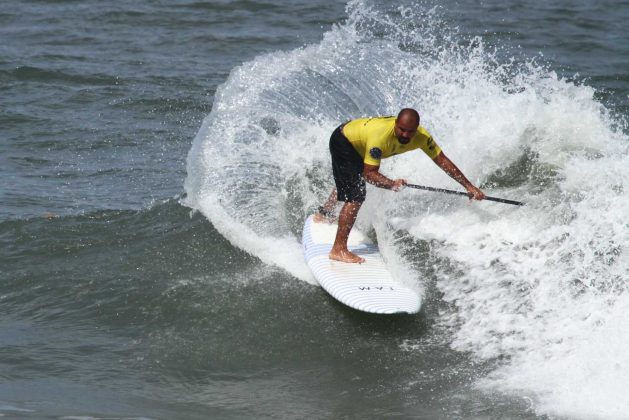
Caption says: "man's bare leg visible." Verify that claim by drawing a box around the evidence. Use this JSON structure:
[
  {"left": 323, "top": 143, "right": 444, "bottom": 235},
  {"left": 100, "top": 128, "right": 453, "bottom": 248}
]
[
  {"left": 313, "top": 189, "right": 338, "bottom": 223},
  {"left": 329, "top": 201, "right": 365, "bottom": 263}
]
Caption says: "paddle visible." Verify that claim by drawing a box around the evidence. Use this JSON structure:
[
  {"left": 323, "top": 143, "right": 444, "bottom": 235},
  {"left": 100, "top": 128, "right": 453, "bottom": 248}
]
[{"left": 406, "top": 183, "right": 525, "bottom": 206}]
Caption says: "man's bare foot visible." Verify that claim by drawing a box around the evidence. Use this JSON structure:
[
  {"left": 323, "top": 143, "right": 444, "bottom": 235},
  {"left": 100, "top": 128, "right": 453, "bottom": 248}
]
[
  {"left": 329, "top": 249, "right": 365, "bottom": 264},
  {"left": 313, "top": 212, "right": 337, "bottom": 224}
]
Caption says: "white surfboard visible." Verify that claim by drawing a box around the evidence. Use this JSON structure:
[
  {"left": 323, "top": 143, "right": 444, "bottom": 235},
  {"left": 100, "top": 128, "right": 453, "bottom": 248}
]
[{"left": 302, "top": 215, "right": 421, "bottom": 314}]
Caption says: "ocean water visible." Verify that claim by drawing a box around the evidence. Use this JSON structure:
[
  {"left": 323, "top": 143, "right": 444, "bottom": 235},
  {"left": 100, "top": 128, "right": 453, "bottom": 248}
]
[{"left": 1, "top": 0, "right": 628, "bottom": 419}]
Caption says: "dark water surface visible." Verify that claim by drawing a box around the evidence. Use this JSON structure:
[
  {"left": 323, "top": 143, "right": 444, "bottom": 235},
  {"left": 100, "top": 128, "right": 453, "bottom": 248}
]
[{"left": 2, "top": 1, "right": 628, "bottom": 419}]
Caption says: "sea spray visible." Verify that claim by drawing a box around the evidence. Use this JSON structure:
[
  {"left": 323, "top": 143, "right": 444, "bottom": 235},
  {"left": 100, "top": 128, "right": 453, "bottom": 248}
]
[
  {"left": 417, "top": 53, "right": 629, "bottom": 420},
  {"left": 183, "top": 0, "right": 522, "bottom": 282}
]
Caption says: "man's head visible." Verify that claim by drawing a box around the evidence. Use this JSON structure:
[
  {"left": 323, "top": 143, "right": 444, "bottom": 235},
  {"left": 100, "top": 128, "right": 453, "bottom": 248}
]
[{"left": 394, "top": 108, "right": 420, "bottom": 144}]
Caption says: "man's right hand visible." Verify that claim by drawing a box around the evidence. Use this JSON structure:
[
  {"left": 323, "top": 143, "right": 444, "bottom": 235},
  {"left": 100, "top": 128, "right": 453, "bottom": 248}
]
[{"left": 392, "top": 178, "right": 407, "bottom": 191}]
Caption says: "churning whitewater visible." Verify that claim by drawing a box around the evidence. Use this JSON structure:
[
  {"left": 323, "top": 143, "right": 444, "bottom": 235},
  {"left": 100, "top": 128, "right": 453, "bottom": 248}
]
[{"left": 184, "top": 1, "right": 629, "bottom": 418}]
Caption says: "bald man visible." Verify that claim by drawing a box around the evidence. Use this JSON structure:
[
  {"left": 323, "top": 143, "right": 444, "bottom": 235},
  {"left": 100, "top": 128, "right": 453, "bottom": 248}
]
[{"left": 316, "top": 108, "right": 485, "bottom": 264}]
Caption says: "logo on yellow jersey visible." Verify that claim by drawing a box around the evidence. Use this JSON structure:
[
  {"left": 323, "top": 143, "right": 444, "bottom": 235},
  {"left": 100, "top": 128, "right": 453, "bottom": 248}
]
[{"left": 369, "top": 147, "right": 382, "bottom": 160}]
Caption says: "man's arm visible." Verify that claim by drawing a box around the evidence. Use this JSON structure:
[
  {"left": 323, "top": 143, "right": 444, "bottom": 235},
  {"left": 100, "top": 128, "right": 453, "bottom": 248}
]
[
  {"left": 433, "top": 152, "right": 485, "bottom": 200},
  {"left": 363, "top": 164, "right": 406, "bottom": 191}
]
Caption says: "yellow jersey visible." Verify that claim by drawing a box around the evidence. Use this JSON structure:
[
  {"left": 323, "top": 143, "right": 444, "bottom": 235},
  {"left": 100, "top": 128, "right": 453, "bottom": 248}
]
[{"left": 342, "top": 116, "right": 441, "bottom": 166}]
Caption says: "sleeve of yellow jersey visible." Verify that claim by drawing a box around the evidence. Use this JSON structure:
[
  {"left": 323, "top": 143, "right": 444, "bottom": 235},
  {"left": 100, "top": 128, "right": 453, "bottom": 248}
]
[
  {"left": 419, "top": 127, "right": 442, "bottom": 160},
  {"left": 362, "top": 128, "right": 387, "bottom": 166}
]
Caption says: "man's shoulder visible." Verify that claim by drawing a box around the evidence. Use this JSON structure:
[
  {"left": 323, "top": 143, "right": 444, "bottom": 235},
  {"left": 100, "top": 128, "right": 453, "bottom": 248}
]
[
  {"left": 416, "top": 125, "right": 432, "bottom": 138},
  {"left": 412, "top": 126, "right": 441, "bottom": 156}
]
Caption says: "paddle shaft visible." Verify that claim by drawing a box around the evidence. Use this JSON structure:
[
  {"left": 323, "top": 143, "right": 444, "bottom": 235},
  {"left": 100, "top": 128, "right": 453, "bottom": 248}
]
[{"left": 406, "top": 183, "right": 525, "bottom": 206}]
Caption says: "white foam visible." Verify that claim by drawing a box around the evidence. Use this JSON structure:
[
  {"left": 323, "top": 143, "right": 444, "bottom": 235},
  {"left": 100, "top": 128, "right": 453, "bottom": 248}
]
[
  {"left": 184, "top": 194, "right": 315, "bottom": 284},
  {"left": 420, "top": 128, "right": 629, "bottom": 417}
]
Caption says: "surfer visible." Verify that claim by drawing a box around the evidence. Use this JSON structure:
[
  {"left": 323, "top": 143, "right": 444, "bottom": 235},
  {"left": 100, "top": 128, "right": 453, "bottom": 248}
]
[{"left": 316, "top": 108, "right": 485, "bottom": 263}]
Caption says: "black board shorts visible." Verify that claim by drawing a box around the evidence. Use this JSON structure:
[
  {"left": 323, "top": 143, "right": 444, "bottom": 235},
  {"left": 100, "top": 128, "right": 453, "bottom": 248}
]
[{"left": 330, "top": 125, "right": 366, "bottom": 203}]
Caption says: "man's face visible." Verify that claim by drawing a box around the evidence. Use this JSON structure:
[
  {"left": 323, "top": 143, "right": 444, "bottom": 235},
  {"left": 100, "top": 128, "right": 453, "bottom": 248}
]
[{"left": 394, "top": 117, "right": 419, "bottom": 144}]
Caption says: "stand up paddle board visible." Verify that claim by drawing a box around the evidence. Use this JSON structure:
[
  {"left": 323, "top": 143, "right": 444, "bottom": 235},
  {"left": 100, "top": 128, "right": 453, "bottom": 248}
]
[{"left": 302, "top": 215, "right": 421, "bottom": 314}]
